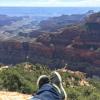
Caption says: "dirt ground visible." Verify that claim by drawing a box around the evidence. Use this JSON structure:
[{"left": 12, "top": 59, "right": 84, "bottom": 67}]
[{"left": 0, "top": 91, "right": 31, "bottom": 100}]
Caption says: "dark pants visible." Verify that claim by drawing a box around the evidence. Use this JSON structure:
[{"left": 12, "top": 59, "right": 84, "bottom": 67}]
[{"left": 31, "top": 84, "right": 62, "bottom": 100}]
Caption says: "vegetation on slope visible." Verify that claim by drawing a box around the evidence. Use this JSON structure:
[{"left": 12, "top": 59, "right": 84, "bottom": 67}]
[{"left": 0, "top": 63, "right": 100, "bottom": 100}]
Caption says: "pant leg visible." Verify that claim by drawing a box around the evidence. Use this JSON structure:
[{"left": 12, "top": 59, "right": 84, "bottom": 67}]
[
  {"left": 30, "top": 97, "right": 41, "bottom": 100},
  {"left": 31, "top": 84, "right": 62, "bottom": 100}
]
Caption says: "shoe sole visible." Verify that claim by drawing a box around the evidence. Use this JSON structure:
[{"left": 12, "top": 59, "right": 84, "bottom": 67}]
[{"left": 52, "top": 71, "right": 67, "bottom": 100}]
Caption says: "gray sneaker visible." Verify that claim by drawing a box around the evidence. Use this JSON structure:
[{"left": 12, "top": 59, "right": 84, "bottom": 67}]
[
  {"left": 37, "top": 75, "right": 49, "bottom": 89},
  {"left": 50, "top": 71, "right": 67, "bottom": 100}
]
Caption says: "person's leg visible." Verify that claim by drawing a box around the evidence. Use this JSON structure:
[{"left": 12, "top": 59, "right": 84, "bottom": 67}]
[
  {"left": 32, "top": 83, "right": 62, "bottom": 100},
  {"left": 31, "top": 71, "right": 67, "bottom": 100},
  {"left": 31, "top": 74, "right": 62, "bottom": 100},
  {"left": 50, "top": 71, "right": 67, "bottom": 100}
]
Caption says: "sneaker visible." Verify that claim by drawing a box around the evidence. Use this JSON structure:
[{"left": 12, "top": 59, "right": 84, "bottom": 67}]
[
  {"left": 50, "top": 71, "right": 67, "bottom": 100},
  {"left": 37, "top": 75, "right": 49, "bottom": 89}
]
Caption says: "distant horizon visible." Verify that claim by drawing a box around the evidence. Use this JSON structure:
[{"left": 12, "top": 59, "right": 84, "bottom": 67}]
[{"left": 0, "top": 7, "right": 100, "bottom": 16}]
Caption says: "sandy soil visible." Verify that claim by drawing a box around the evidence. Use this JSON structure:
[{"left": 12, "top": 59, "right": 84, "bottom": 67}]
[{"left": 0, "top": 91, "right": 32, "bottom": 100}]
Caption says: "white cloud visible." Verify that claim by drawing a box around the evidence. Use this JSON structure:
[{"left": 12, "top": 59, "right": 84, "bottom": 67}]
[
  {"left": 74, "top": 0, "right": 100, "bottom": 7},
  {"left": 0, "top": 0, "right": 100, "bottom": 7}
]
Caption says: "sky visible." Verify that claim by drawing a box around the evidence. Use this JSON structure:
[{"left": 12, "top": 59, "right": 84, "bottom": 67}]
[{"left": 0, "top": 0, "right": 100, "bottom": 7}]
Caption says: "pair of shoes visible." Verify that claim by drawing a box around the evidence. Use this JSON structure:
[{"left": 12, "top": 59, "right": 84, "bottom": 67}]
[{"left": 37, "top": 71, "right": 67, "bottom": 100}]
